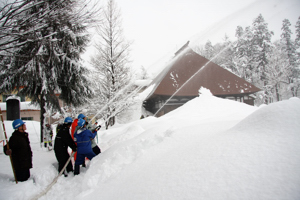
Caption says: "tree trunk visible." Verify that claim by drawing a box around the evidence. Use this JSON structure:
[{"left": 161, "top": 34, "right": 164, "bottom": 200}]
[
  {"left": 40, "top": 94, "right": 46, "bottom": 145},
  {"left": 275, "top": 83, "right": 280, "bottom": 101}
]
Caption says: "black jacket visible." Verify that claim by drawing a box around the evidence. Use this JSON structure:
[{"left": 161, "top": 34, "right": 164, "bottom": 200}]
[
  {"left": 54, "top": 124, "right": 77, "bottom": 153},
  {"left": 7, "top": 130, "right": 33, "bottom": 170}
]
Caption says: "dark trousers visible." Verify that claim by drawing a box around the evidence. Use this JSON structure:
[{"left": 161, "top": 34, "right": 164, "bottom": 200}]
[
  {"left": 55, "top": 151, "right": 73, "bottom": 173},
  {"left": 92, "top": 145, "right": 101, "bottom": 155},
  {"left": 15, "top": 169, "right": 30, "bottom": 182}
]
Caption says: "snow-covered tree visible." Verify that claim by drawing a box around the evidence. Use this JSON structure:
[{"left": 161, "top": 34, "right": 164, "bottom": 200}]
[
  {"left": 295, "top": 16, "right": 300, "bottom": 50},
  {"left": 203, "top": 40, "right": 214, "bottom": 60},
  {"left": 211, "top": 34, "right": 235, "bottom": 73},
  {"left": 0, "top": 0, "right": 99, "bottom": 143},
  {"left": 233, "top": 26, "right": 254, "bottom": 82},
  {"left": 280, "top": 18, "right": 299, "bottom": 96},
  {"left": 91, "top": 0, "right": 133, "bottom": 129},
  {"left": 264, "top": 41, "right": 290, "bottom": 101},
  {"left": 251, "top": 14, "right": 274, "bottom": 86},
  {"left": 294, "top": 17, "right": 300, "bottom": 93},
  {"left": 281, "top": 19, "right": 297, "bottom": 66}
]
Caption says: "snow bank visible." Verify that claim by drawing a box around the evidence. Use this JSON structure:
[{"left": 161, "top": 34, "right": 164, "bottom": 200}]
[{"left": 1, "top": 96, "right": 299, "bottom": 200}]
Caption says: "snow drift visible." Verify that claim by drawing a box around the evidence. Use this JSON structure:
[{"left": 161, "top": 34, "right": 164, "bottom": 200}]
[{"left": 0, "top": 94, "right": 299, "bottom": 200}]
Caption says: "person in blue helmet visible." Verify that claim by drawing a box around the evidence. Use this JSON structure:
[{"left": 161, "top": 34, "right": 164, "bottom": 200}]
[
  {"left": 74, "top": 118, "right": 98, "bottom": 175},
  {"left": 4, "top": 119, "right": 32, "bottom": 182},
  {"left": 54, "top": 117, "right": 77, "bottom": 176},
  {"left": 70, "top": 113, "right": 86, "bottom": 165}
]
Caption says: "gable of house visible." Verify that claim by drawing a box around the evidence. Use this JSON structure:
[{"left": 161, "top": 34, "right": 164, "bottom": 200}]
[{"left": 143, "top": 45, "right": 260, "bottom": 117}]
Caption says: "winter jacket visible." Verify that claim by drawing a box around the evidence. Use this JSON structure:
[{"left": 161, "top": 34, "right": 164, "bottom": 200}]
[
  {"left": 6, "top": 130, "right": 33, "bottom": 170},
  {"left": 87, "top": 123, "right": 98, "bottom": 148},
  {"left": 70, "top": 119, "right": 78, "bottom": 140},
  {"left": 74, "top": 127, "right": 97, "bottom": 154},
  {"left": 54, "top": 124, "right": 77, "bottom": 153},
  {"left": 43, "top": 127, "right": 53, "bottom": 143}
]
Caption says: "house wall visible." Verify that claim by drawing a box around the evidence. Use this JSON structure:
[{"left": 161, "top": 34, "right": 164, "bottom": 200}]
[
  {"left": 1, "top": 110, "right": 40, "bottom": 121},
  {"left": 0, "top": 92, "right": 65, "bottom": 123}
]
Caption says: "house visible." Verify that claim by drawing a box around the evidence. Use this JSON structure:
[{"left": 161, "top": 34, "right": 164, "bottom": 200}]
[
  {"left": 142, "top": 43, "right": 260, "bottom": 117},
  {"left": 0, "top": 98, "right": 40, "bottom": 121},
  {"left": 0, "top": 92, "right": 64, "bottom": 123}
]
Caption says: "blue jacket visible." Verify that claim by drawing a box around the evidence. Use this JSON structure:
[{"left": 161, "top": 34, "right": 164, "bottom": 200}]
[{"left": 74, "top": 127, "right": 97, "bottom": 154}]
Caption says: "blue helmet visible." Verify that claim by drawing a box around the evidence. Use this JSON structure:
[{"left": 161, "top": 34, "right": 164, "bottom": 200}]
[
  {"left": 78, "top": 114, "right": 86, "bottom": 119},
  {"left": 64, "top": 117, "right": 73, "bottom": 124},
  {"left": 12, "top": 119, "right": 25, "bottom": 129},
  {"left": 77, "top": 118, "right": 86, "bottom": 127}
]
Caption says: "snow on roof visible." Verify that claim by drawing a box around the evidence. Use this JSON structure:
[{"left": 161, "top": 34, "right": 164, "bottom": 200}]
[
  {"left": 0, "top": 101, "right": 40, "bottom": 111},
  {"left": 145, "top": 46, "right": 260, "bottom": 99},
  {"left": 134, "top": 79, "right": 152, "bottom": 87}
]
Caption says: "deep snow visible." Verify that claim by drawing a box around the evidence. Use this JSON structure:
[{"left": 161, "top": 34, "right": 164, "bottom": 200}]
[{"left": 0, "top": 93, "right": 300, "bottom": 200}]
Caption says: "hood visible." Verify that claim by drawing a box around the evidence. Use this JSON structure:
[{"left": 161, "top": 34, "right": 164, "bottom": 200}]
[{"left": 76, "top": 127, "right": 87, "bottom": 135}]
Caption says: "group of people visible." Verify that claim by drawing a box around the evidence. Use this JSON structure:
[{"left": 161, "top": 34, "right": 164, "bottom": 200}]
[
  {"left": 3, "top": 114, "right": 101, "bottom": 182},
  {"left": 54, "top": 114, "right": 101, "bottom": 176}
]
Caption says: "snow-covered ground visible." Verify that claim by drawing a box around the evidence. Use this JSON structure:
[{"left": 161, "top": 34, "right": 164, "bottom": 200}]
[{"left": 1, "top": 92, "right": 300, "bottom": 200}]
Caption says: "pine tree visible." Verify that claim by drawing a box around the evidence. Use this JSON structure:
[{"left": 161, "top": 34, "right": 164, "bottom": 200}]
[
  {"left": 294, "top": 16, "right": 300, "bottom": 95},
  {"left": 251, "top": 14, "right": 274, "bottom": 103},
  {"left": 281, "top": 19, "right": 296, "bottom": 66},
  {"left": 295, "top": 16, "right": 300, "bottom": 50},
  {"left": 280, "top": 18, "right": 299, "bottom": 96},
  {"left": 233, "top": 26, "right": 253, "bottom": 81},
  {"left": 91, "top": 0, "right": 132, "bottom": 129},
  {"left": 251, "top": 14, "right": 273, "bottom": 81},
  {"left": 204, "top": 40, "right": 214, "bottom": 60},
  {"left": 0, "top": 0, "right": 97, "bottom": 143}
]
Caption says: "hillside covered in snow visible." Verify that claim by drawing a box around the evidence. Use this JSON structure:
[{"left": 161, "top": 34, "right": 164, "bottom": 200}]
[{"left": 0, "top": 92, "right": 299, "bottom": 200}]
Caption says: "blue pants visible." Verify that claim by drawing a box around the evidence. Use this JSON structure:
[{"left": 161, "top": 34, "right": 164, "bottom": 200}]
[{"left": 75, "top": 151, "right": 96, "bottom": 165}]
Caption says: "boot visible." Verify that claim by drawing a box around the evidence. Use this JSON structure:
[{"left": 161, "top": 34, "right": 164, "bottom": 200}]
[{"left": 74, "top": 165, "right": 80, "bottom": 175}]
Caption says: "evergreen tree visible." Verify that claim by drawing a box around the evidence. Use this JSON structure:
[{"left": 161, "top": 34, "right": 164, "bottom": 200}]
[
  {"left": 0, "top": 0, "right": 97, "bottom": 143},
  {"left": 295, "top": 16, "right": 300, "bottom": 50},
  {"left": 204, "top": 40, "right": 214, "bottom": 60},
  {"left": 233, "top": 26, "right": 253, "bottom": 81},
  {"left": 91, "top": 0, "right": 132, "bottom": 129},
  {"left": 251, "top": 14, "right": 274, "bottom": 103},
  {"left": 294, "top": 16, "right": 300, "bottom": 92},
  {"left": 281, "top": 19, "right": 296, "bottom": 66},
  {"left": 251, "top": 14, "right": 273, "bottom": 82},
  {"left": 280, "top": 18, "right": 299, "bottom": 96}
]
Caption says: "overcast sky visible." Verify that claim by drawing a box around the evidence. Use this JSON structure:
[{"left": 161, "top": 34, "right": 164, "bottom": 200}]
[{"left": 84, "top": 0, "right": 300, "bottom": 73}]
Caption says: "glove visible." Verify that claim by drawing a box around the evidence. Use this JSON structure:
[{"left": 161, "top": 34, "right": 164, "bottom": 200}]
[
  {"left": 95, "top": 125, "right": 101, "bottom": 131},
  {"left": 5, "top": 149, "right": 12, "bottom": 155}
]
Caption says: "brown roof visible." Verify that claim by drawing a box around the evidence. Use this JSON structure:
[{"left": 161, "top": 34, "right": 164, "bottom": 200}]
[{"left": 145, "top": 46, "right": 260, "bottom": 99}]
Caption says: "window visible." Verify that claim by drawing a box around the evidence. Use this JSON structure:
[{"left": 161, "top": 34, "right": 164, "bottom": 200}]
[{"left": 21, "top": 117, "right": 33, "bottom": 121}]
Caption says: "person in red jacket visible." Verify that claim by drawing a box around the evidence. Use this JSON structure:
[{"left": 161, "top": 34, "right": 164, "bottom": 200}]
[{"left": 71, "top": 114, "right": 86, "bottom": 162}]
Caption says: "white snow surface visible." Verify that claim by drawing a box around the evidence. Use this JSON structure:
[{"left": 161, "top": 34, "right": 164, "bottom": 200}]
[{"left": 0, "top": 94, "right": 300, "bottom": 200}]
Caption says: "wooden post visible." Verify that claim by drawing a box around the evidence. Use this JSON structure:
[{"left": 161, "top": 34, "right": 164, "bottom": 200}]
[{"left": 0, "top": 107, "right": 18, "bottom": 184}]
